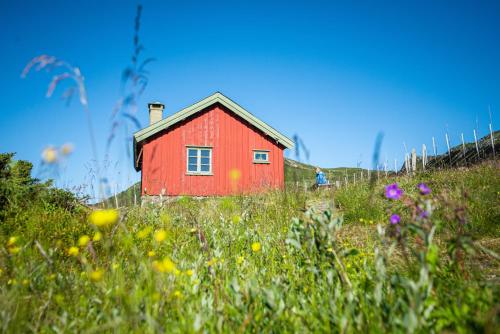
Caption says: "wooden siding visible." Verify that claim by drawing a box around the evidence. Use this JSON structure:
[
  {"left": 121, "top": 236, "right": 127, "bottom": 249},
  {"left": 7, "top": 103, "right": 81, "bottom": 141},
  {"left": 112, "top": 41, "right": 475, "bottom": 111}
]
[{"left": 141, "top": 104, "right": 285, "bottom": 196}]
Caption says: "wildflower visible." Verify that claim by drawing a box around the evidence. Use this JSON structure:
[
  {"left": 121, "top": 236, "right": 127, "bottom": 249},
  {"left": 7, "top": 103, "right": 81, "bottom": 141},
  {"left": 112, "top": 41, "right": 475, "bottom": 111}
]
[
  {"left": 385, "top": 183, "right": 403, "bottom": 200},
  {"left": 68, "top": 246, "right": 79, "bottom": 257},
  {"left": 232, "top": 216, "right": 241, "bottom": 224},
  {"left": 417, "top": 183, "right": 431, "bottom": 195},
  {"left": 7, "top": 236, "right": 17, "bottom": 247},
  {"left": 61, "top": 143, "right": 74, "bottom": 155},
  {"left": 89, "top": 209, "right": 119, "bottom": 227},
  {"left": 174, "top": 268, "right": 181, "bottom": 276},
  {"left": 152, "top": 258, "right": 176, "bottom": 273},
  {"left": 207, "top": 258, "right": 217, "bottom": 267},
  {"left": 8, "top": 246, "right": 20, "bottom": 255},
  {"left": 237, "top": 256, "right": 244, "bottom": 265},
  {"left": 185, "top": 269, "right": 194, "bottom": 277},
  {"left": 89, "top": 269, "right": 104, "bottom": 282},
  {"left": 173, "top": 290, "right": 183, "bottom": 299},
  {"left": 390, "top": 214, "right": 401, "bottom": 225},
  {"left": 78, "top": 235, "right": 90, "bottom": 247},
  {"left": 137, "top": 226, "right": 152, "bottom": 239},
  {"left": 154, "top": 229, "right": 167, "bottom": 242},
  {"left": 418, "top": 208, "right": 430, "bottom": 219},
  {"left": 251, "top": 242, "right": 261, "bottom": 253},
  {"left": 148, "top": 250, "right": 156, "bottom": 257},
  {"left": 92, "top": 231, "right": 102, "bottom": 242},
  {"left": 42, "top": 147, "right": 57, "bottom": 164}
]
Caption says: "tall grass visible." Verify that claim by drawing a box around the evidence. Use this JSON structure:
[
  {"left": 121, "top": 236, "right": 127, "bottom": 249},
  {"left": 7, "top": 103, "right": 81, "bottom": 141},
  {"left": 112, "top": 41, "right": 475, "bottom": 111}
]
[{"left": 0, "top": 161, "right": 498, "bottom": 332}]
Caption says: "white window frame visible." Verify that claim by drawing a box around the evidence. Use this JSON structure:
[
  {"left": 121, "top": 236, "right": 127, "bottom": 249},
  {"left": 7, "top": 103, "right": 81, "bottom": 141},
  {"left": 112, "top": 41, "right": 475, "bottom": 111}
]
[
  {"left": 186, "top": 146, "right": 213, "bottom": 175},
  {"left": 253, "top": 149, "right": 270, "bottom": 164}
]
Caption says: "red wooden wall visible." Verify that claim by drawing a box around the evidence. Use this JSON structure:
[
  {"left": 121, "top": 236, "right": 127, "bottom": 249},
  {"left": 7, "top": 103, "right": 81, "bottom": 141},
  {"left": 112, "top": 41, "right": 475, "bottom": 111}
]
[{"left": 141, "top": 103, "right": 285, "bottom": 196}]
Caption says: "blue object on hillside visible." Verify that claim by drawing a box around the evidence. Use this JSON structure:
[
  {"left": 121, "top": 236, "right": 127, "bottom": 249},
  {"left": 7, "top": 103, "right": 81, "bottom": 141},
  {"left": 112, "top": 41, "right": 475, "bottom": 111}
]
[{"left": 316, "top": 171, "right": 328, "bottom": 185}]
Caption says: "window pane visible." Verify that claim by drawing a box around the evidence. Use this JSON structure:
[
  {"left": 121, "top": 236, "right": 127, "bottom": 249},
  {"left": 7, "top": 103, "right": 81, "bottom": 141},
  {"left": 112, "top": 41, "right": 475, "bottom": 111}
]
[
  {"left": 188, "top": 164, "right": 197, "bottom": 172},
  {"left": 188, "top": 157, "right": 197, "bottom": 164},
  {"left": 201, "top": 157, "right": 210, "bottom": 165},
  {"left": 262, "top": 153, "right": 268, "bottom": 160},
  {"left": 200, "top": 164, "right": 210, "bottom": 172},
  {"left": 200, "top": 149, "right": 210, "bottom": 157},
  {"left": 188, "top": 149, "right": 198, "bottom": 157}
]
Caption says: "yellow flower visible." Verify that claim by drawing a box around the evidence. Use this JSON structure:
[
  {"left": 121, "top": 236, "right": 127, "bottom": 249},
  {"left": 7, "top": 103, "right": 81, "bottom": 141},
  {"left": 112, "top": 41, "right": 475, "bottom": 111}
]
[
  {"left": 185, "top": 269, "right": 194, "bottom": 277},
  {"left": 207, "top": 258, "right": 217, "bottom": 266},
  {"left": 88, "top": 209, "right": 119, "bottom": 227},
  {"left": 112, "top": 263, "right": 120, "bottom": 270},
  {"left": 152, "top": 258, "right": 176, "bottom": 273},
  {"left": 232, "top": 216, "right": 241, "bottom": 224},
  {"left": 174, "top": 269, "right": 181, "bottom": 276},
  {"left": 89, "top": 269, "right": 104, "bottom": 282},
  {"left": 137, "top": 226, "right": 152, "bottom": 239},
  {"left": 78, "top": 235, "right": 90, "bottom": 247},
  {"left": 148, "top": 250, "right": 156, "bottom": 257},
  {"left": 92, "top": 232, "right": 102, "bottom": 242},
  {"left": 154, "top": 229, "right": 167, "bottom": 242},
  {"left": 61, "top": 143, "right": 74, "bottom": 155},
  {"left": 173, "top": 290, "right": 182, "bottom": 299},
  {"left": 42, "top": 147, "right": 57, "bottom": 164},
  {"left": 251, "top": 242, "right": 261, "bottom": 253},
  {"left": 237, "top": 256, "right": 244, "bottom": 265},
  {"left": 8, "top": 246, "right": 20, "bottom": 255},
  {"left": 7, "top": 236, "right": 17, "bottom": 246},
  {"left": 68, "top": 246, "right": 79, "bottom": 257}
]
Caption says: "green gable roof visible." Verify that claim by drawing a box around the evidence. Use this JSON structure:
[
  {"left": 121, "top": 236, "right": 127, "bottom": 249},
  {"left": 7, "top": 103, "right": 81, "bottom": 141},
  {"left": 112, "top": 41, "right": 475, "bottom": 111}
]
[{"left": 133, "top": 92, "right": 294, "bottom": 171}]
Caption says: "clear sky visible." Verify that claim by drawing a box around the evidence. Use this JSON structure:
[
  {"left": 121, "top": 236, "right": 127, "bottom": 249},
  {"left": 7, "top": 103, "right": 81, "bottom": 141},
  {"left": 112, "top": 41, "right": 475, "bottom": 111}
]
[{"left": 1, "top": 0, "right": 499, "bottom": 200}]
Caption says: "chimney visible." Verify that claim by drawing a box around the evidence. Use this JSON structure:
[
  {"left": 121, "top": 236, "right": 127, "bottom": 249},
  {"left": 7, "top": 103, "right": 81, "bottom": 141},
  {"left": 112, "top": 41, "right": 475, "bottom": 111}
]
[{"left": 148, "top": 102, "right": 164, "bottom": 125}]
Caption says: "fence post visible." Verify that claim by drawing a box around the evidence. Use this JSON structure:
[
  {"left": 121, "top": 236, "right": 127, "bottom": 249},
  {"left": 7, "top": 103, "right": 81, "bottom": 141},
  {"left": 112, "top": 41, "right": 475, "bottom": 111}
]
[
  {"left": 422, "top": 144, "right": 427, "bottom": 170},
  {"left": 445, "top": 133, "right": 452, "bottom": 164},
  {"left": 473, "top": 129, "right": 480, "bottom": 159},
  {"left": 489, "top": 123, "right": 496, "bottom": 158},
  {"left": 411, "top": 149, "right": 417, "bottom": 174}
]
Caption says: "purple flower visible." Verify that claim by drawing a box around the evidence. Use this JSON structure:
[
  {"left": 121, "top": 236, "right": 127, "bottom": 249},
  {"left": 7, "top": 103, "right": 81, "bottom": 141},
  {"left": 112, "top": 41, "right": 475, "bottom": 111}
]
[
  {"left": 390, "top": 214, "right": 401, "bottom": 225},
  {"left": 417, "top": 183, "right": 431, "bottom": 195},
  {"left": 385, "top": 183, "right": 403, "bottom": 200},
  {"left": 418, "top": 208, "right": 429, "bottom": 219}
]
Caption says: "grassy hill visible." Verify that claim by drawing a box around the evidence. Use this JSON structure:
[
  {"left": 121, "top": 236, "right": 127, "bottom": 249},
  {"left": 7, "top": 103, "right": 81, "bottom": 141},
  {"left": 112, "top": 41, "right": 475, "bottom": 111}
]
[{"left": 1, "top": 153, "right": 498, "bottom": 332}]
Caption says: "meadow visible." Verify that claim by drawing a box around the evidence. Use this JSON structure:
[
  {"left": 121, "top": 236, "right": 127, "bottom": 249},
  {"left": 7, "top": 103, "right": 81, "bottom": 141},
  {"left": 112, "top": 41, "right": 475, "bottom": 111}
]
[{"left": 0, "top": 152, "right": 498, "bottom": 333}]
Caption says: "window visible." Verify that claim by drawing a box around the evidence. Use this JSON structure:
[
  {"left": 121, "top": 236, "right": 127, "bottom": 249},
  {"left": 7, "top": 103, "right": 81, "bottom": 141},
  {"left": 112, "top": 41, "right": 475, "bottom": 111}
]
[
  {"left": 253, "top": 150, "right": 270, "bottom": 163},
  {"left": 187, "top": 147, "right": 212, "bottom": 174}
]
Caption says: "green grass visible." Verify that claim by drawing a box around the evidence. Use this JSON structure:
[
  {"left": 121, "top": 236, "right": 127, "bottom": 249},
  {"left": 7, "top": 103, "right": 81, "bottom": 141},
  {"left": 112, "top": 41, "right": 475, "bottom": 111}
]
[{"left": 1, "top": 159, "right": 499, "bottom": 333}]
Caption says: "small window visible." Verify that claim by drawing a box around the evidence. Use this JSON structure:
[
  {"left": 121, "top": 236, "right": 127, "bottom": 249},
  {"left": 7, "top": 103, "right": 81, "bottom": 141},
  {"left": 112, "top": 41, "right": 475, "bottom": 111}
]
[
  {"left": 187, "top": 147, "right": 212, "bottom": 174},
  {"left": 253, "top": 150, "right": 270, "bottom": 163}
]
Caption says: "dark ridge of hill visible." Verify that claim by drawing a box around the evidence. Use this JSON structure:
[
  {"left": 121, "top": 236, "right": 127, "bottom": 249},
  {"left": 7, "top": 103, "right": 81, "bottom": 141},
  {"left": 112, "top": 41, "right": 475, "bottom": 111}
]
[{"left": 400, "top": 130, "right": 499, "bottom": 172}]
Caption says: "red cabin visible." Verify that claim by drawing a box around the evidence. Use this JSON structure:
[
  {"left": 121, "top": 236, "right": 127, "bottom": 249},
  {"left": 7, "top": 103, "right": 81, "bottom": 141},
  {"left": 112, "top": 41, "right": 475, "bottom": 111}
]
[{"left": 133, "top": 92, "right": 294, "bottom": 197}]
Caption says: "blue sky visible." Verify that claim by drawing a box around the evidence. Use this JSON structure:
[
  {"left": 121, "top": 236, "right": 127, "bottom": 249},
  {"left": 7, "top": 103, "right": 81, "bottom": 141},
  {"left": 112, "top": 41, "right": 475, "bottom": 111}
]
[{"left": 0, "top": 0, "right": 499, "bottom": 199}]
